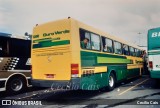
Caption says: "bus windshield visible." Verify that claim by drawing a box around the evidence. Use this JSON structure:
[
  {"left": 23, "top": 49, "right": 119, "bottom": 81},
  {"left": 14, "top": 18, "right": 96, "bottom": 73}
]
[{"left": 0, "top": 36, "right": 31, "bottom": 57}]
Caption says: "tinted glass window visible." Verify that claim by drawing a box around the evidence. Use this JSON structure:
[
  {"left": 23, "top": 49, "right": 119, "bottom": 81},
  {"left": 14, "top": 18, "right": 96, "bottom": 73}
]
[
  {"left": 0, "top": 37, "right": 9, "bottom": 57},
  {"left": 102, "top": 37, "right": 113, "bottom": 53},
  {"left": 114, "top": 41, "right": 122, "bottom": 54},
  {"left": 130, "top": 47, "right": 135, "bottom": 56},
  {"left": 79, "top": 29, "right": 100, "bottom": 51},
  {"left": 0, "top": 37, "right": 31, "bottom": 57},
  {"left": 80, "top": 29, "right": 91, "bottom": 49},
  {"left": 136, "top": 49, "right": 141, "bottom": 57},
  {"left": 122, "top": 44, "right": 130, "bottom": 55},
  {"left": 135, "top": 49, "right": 138, "bottom": 57},
  {"left": 90, "top": 33, "right": 100, "bottom": 50},
  {"left": 9, "top": 38, "right": 31, "bottom": 57}
]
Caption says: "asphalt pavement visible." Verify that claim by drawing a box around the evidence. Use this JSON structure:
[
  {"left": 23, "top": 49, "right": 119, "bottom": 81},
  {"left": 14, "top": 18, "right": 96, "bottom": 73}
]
[{"left": 0, "top": 75, "right": 160, "bottom": 108}]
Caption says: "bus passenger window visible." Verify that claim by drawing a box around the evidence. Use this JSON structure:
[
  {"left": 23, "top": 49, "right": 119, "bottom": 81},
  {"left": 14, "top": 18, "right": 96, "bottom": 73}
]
[
  {"left": 79, "top": 28, "right": 100, "bottom": 51},
  {"left": 122, "top": 44, "right": 129, "bottom": 55},
  {"left": 0, "top": 46, "right": 2, "bottom": 56},
  {"left": 90, "top": 33, "right": 100, "bottom": 51},
  {"left": 135, "top": 49, "right": 141, "bottom": 57},
  {"left": 114, "top": 41, "right": 122, "bottom": 54},
  {"left": 139, "top": 50, "right": 142, "bottom": 57},
  {"left": 129, "top": 47, "right": 135, "bottom": 56},
  {"left": 0, "top": 37, "right": 9, "bottom": 57},
  {"left": 79, "top": 29, "right": 91, "bottom": 49},
  {"left": 102, "top": 37, "right": 113, "bottom": 53}
]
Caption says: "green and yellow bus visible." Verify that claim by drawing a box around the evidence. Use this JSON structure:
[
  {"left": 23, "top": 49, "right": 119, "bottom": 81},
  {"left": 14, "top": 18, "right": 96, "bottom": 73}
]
[{"left": 31, "top": 18, "right": 143, "bottom": 90}]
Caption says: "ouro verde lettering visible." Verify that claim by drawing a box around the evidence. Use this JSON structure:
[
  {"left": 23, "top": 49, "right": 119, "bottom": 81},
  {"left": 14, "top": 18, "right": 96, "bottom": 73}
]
[
  {"left": 55, "top": 30, "right": 70, "bottom": 35},
  {"left": 43, "top": 30, "right": 70, "bottom": 37},
  {"left": 43, "top": 33, "right": 54, "bottom": 37}
]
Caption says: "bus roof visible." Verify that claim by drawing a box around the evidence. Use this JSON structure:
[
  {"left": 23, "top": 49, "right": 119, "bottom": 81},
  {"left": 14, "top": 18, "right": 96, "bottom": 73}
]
[
  {"left": 0, "top": 32, "right": 30, "bottom": 40},
  {"left": 34, "top": 18, "right": 143, "bottom": 50},
  {"left": 148, "top": 27, "right": 160, "bottom": 31}
]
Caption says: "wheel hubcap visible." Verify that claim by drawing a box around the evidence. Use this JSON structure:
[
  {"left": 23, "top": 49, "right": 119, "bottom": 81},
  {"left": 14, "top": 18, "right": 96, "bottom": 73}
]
[
  {"left": 109, "top": 76, "right": 114, "bottom": 87},
  {"left": 11, "top": 79, "right": 23, "bottom": 91}
]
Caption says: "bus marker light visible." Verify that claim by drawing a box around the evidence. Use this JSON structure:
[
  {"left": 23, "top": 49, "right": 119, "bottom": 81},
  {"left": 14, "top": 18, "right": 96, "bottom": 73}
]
[{"left": 149, "top": 61, "right": 153, "bottom": 69}]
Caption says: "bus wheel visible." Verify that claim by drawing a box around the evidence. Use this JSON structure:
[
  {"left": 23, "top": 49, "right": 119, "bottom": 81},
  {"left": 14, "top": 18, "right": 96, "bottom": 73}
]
[
  {"left": 107, "top": 73, "right": 115, "bottom": 91},
  {"left": 6, "top": 76, "right": 27, "bottom": 94}
]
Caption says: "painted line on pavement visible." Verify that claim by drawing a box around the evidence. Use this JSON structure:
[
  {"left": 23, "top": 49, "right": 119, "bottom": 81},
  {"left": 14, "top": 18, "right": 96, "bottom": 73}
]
[{"left": 118, "top": 78, "right": 149, "bottom": 96}]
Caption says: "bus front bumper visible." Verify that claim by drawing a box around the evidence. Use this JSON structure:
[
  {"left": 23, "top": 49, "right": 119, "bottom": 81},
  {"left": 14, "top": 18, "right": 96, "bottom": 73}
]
[{"left": 31, "top": 78, "right": 80, "bottom": 90}]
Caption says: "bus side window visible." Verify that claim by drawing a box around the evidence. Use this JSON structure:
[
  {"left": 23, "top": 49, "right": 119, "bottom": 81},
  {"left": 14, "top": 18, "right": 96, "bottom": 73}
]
[
  {"left": 135, "top": 49, "right": 139, "bottom": 57},
  {"left": 133, "top": 48, "right": 136, "bottom": 56},
  {"left": 0, "top": 37, "right": 9, "bottom": 57},
  {"left": 79, "top": 29, "right": 91, "bottom": 49},
  {"left": 102, "top": 37, "right": 113, "bottom": 53},
  {"left": 90, "top": 33, "right": 100, "bottom": 51},
  {"left": 114, "top": 41, "right": 122, "bottom": 54},
  {"left": 122, "top": 44, "right": 129, "bottom": 55},
  {"left": 137, "top": 49, "right": 141, "bottom": 57},
  {"left": 129, "top": 46, "right": 135, "bottom": 56},
  {"left": 9, "top": 39, "right": 31, "bottom": 57}
]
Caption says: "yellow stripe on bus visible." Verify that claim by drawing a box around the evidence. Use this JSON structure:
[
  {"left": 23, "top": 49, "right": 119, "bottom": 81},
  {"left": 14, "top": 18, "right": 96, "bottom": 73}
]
[{"left": 127, "top": 64, "right": 143, "bottom": 69}]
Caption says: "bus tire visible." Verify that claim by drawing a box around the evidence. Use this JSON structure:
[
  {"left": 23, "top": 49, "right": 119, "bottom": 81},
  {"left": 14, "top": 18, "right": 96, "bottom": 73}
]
[
  {"left": 6, "top": 76, "right": 27, "bottom": 94},
  {"left": 107, "top": 72, "right": 115, "bottom": 91}
]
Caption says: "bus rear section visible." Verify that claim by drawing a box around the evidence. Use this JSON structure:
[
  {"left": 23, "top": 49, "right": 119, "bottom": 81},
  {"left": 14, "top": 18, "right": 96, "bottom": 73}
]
[
  {"left": 148, "top": 27, "right": 160, "bottom": 79},
  {"left": 31, "top": 19, "right": 78, "bottom": 88}
]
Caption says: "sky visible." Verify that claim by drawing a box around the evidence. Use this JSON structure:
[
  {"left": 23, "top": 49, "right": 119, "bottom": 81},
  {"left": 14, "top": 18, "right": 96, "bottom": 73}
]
[{"left": 0, "top": 0, "right": 160, "bottom": 49}]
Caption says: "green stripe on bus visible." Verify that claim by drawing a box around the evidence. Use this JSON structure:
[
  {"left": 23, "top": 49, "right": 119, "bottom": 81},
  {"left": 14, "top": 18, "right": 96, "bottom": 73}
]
[
  {"left": 150, "top": 70, "right": 160, "bottom": 79},
  {"left": 97, "top": 57, "right": 132, "bottom": 64},
  {"left": 33, "top": 38, "right": 52, "bottom": 43},
  {"left": 148, "top": 51, "right": 160, "bottom": 55},
  {"left": 80, "top": 51, "right": 132, "bottom": 66},
  {"left": 33, "top": 40, "right": 70, "bottom": 48}
]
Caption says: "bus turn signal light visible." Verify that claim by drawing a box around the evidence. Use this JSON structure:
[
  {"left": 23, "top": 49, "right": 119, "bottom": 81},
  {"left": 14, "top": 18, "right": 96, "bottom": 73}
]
[{"left": 71, "top": 64, "right": 79, "bottom": 77}]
